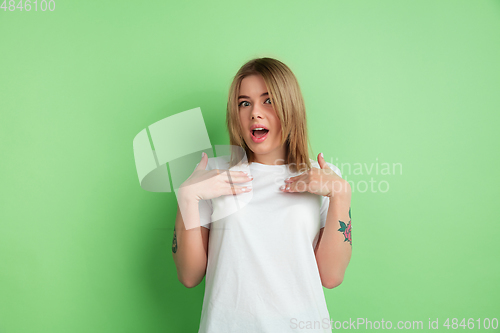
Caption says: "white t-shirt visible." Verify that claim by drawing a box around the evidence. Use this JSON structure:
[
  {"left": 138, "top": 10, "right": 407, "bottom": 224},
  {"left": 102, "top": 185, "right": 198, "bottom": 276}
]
[{"left": 196, "top": 156, "right": 342, "bottom": 333}]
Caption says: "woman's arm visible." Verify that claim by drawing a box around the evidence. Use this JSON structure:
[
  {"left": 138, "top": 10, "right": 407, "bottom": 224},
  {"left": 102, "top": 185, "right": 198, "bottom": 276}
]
[
  {"left": 281, "top": 154, "right": 352, "bottom": 289},
  {"left": 172, "top": 193, "right": 210, "bottom": 288},
  {"left": 314, "top": 187, "right": 352, "bottom": 289}
]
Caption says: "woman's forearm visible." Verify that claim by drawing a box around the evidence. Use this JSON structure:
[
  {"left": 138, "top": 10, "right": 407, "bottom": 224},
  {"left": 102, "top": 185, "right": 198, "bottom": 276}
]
[
  {"left": 315, "top": 192, "right": 352, "bottom": 289},
  {"left": 172, "top": 192, "right": 208, "bottom": 288}
]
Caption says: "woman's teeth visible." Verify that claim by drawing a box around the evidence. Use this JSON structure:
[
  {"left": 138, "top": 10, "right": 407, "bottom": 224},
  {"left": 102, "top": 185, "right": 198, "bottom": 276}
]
[{"left": 253, "top": 129, "right": 269, "bottom": 138}]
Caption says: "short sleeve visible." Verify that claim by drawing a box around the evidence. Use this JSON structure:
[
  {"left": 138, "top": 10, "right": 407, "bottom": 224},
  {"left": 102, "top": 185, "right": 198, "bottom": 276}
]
[
  {"left": 319, "top": 162, "right": 342, "bottom": 229},
  {"left": 199, "top": 199, "right": 213, "bottom": 229},
  {"left": 194, "top": 161, "right": 213, "bottom": 230}
]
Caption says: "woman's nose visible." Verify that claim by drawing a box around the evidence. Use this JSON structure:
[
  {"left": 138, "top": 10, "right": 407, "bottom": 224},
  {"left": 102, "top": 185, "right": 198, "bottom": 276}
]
[{"left": 250, "top": 106, "right": 264, "bottom": 119}]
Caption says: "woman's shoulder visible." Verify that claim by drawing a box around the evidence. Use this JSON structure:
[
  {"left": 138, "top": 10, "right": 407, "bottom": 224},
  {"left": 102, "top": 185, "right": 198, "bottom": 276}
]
[
  {"left": 197, "top": 155, "right": 249, "bottom": 173},
  {"left": 205, "top": 156, "right": 232, "bottom": 171}
]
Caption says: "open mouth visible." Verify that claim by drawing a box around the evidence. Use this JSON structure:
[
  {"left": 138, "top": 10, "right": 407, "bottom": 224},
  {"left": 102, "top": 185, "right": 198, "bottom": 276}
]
[{"left": 251, "top": 129, "right": 269, "bottom": 139}]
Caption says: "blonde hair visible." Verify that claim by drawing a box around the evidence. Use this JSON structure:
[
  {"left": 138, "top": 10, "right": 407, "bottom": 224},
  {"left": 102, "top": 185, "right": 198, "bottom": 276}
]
[{"left": 226, "top": 57, "right": 313, "bottom": 174}]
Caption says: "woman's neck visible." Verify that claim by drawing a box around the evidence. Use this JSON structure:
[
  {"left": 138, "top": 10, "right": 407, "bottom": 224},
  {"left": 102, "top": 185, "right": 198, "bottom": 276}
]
[{"left": 249, "top": 151, "right": 286, "bottom": 166}]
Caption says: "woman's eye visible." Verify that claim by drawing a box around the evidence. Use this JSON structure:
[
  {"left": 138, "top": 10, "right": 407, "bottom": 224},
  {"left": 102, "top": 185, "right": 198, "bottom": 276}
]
[{"left": 238, "top": 99, "right": 271, "bottom": 107}]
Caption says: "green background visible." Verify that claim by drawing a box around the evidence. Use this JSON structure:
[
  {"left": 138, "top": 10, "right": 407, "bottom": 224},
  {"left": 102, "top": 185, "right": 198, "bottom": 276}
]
[{"left": 1, "top": 0, "right": 499, "bottom": 332}]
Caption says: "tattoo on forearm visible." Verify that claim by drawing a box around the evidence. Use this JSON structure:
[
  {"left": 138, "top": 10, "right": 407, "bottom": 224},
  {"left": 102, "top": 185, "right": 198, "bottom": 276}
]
[
  {"left": 337, "top": 207, "right": 352, "bottom": 246},
  {"left": 172, "top": 226, "right": 178, "bottom": 253}
]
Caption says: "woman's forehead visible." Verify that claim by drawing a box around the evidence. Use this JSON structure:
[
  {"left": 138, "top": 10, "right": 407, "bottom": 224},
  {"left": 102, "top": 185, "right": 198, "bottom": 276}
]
[{"left": 239, "top": 75, "right": 267, "bottom": 95}]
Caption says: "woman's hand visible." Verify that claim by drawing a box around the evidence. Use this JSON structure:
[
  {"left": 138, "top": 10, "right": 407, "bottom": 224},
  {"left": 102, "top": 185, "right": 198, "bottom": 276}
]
[
  {"left": 179, "top": 153, "right": 253, "bottom": 202},
  {"left": 280, "top": 153, "right": 351, "bottom": 199}
]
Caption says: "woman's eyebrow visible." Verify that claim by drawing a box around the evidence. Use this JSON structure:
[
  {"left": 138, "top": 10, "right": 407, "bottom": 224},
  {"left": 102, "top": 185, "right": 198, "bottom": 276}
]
[{"left": 238, "top": 92, "right": 268, "bottom": 99}]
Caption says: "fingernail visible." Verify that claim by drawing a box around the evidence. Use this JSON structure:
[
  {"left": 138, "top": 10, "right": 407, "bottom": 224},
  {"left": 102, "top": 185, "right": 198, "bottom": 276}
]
[
  {"left": 320, "top": 152, "right": 323, "bottom": 159},
  {"left": 201, "top": 152, "right": 205, "bottom": 158},
  {"left": 279, "top": 185, "right": 285, "bottom": 191}
]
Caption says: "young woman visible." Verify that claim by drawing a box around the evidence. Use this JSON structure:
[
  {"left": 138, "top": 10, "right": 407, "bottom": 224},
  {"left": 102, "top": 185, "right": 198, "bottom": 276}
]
[{"left": 172, "top": 57, "right": 352, "bottom": 333}]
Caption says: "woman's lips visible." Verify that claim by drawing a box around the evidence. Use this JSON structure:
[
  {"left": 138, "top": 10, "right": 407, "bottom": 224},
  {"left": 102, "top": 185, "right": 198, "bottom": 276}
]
[{"left": 250, "top": 130, "right": 269, "bottom": 143}]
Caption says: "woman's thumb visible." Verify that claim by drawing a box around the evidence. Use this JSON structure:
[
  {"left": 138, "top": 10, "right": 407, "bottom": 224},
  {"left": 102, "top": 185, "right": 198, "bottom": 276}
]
[
  {"left": 195, "top": 152, "right": 208, "bottom": 170},
  {"left": 318, "top": 152, "right": 330, "bottom": 169}
]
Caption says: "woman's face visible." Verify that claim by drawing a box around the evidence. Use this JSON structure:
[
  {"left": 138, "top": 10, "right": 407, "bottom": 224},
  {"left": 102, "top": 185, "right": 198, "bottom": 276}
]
[{"left": 238, "top": 74, "right": 285, "bottom": 165}]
